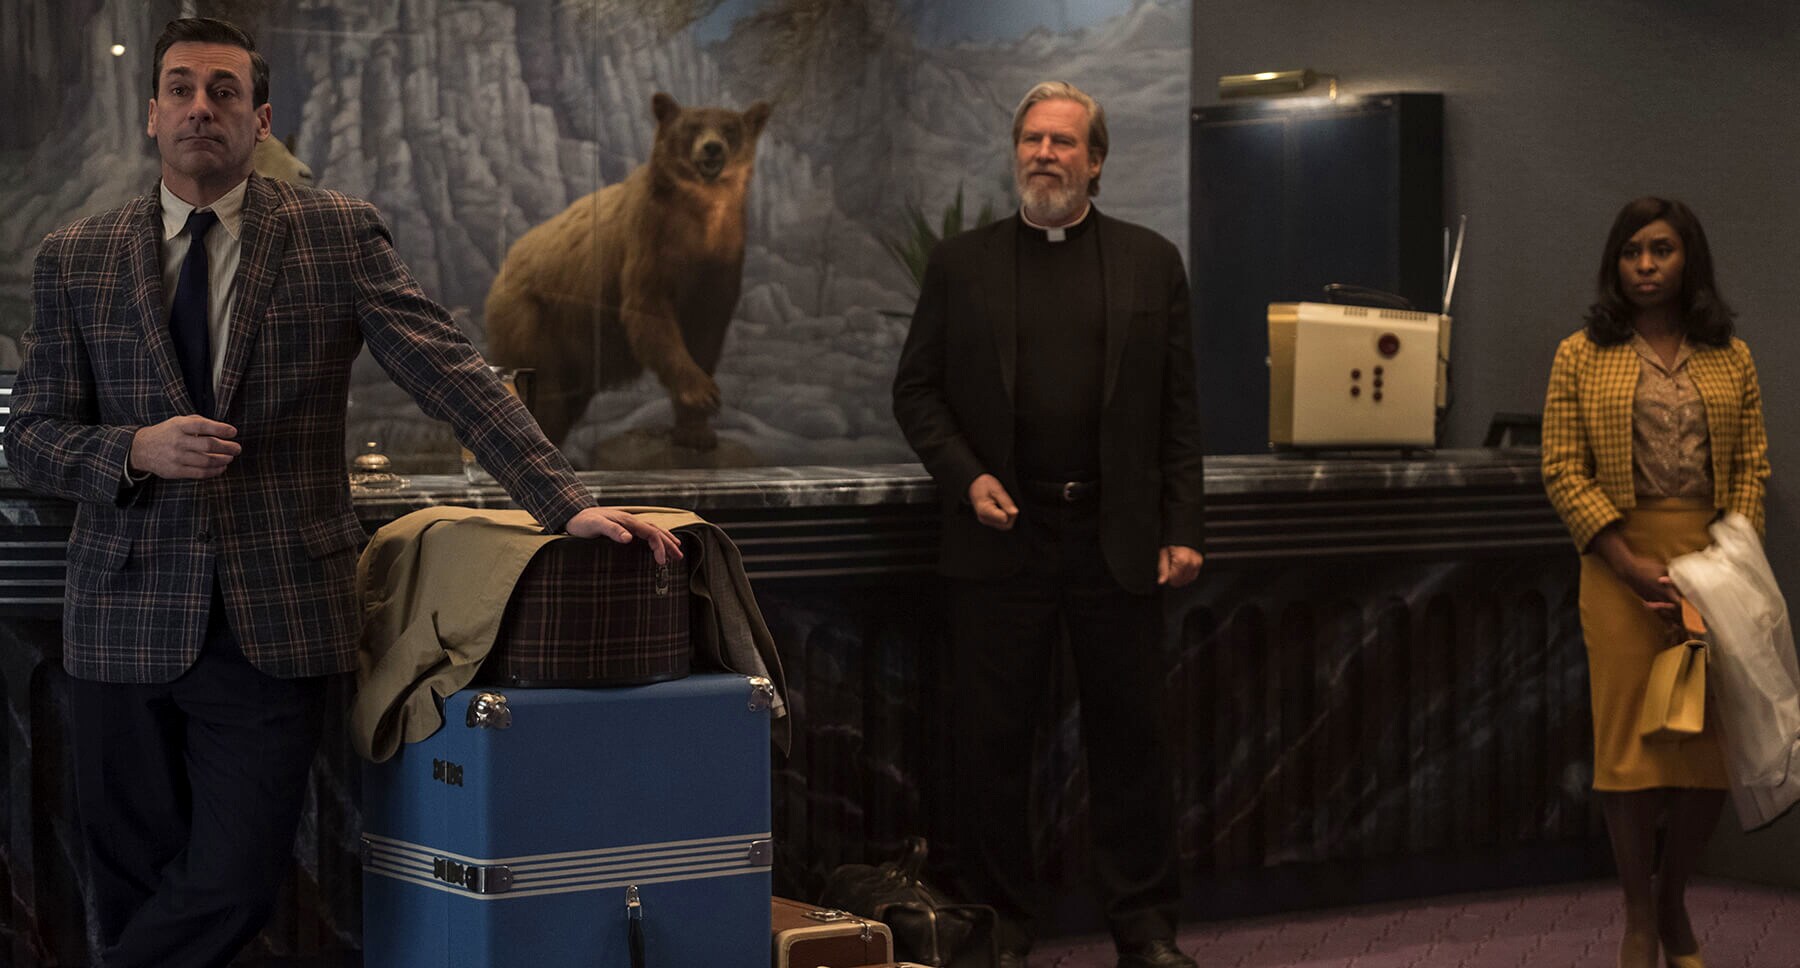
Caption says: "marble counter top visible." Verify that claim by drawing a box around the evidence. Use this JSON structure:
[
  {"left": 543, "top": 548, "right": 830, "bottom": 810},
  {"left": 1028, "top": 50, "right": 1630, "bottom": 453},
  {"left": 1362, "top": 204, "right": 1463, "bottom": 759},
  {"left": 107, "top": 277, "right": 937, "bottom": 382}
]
[
  {"left": 1, "top": 448, "right": 1545, "bottom": 519},
  {"left": 345, "top": 463, "right": 940, "bottom": 517},
  {"left": 1202, "top": 447, "right": 1544, "bottom": 494},
  {"left": 0, "top": 449, "right": 1565, "bottom": 603},
  {"left": 356, "top": 448, "right": 1545, "bottom": 506}
]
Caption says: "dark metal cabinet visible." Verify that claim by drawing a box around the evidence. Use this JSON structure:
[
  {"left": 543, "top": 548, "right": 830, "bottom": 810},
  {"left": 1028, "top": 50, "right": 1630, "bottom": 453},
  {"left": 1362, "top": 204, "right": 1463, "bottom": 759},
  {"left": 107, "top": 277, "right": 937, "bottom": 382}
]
[{"left": 1190, "top": 93, "right": 1444, "bottom": 454}]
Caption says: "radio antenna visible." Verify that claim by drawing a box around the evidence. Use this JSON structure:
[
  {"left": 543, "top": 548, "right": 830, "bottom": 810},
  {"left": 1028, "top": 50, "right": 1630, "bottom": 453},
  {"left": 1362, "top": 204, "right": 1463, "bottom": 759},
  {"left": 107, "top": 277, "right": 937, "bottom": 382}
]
[{"left": 1442, "top": 214, "right": 1467, "bottom": 315}]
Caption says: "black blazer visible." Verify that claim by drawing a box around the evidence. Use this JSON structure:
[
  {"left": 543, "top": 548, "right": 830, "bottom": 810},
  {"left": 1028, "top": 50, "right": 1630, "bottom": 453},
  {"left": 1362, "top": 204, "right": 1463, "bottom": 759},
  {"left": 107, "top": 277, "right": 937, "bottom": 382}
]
[{"left": 892, "top": 211, "right": 1204, "bottom": 594}]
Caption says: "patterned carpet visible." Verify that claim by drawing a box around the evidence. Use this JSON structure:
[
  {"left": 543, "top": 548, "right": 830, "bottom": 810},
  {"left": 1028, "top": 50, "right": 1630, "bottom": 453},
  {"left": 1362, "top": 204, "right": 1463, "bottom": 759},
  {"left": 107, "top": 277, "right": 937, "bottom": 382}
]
[
  {"left": 232, "top": 879, "right": 1799, "bottom": 967},
  {"left": 1031, "top": 879, "right": 1800, "bottom": 968}
]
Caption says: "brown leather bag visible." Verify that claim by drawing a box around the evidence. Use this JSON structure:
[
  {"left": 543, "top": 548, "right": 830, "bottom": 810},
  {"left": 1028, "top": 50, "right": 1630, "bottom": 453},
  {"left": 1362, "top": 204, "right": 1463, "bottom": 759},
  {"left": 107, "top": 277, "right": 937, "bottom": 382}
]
[{"left": 819, "top": 837, "right": 998, "bottom": 968}]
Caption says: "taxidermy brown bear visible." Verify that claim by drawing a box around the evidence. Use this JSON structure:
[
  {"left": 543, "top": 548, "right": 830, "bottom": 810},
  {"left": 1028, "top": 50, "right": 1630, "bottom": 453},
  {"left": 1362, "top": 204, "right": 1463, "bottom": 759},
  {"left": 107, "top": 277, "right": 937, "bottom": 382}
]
[
  {"left": 484, "top": 92, "right": 772, "bottom": 452},
  {"left": 252, "top": 136, "right": 312, "bottom": 184}
]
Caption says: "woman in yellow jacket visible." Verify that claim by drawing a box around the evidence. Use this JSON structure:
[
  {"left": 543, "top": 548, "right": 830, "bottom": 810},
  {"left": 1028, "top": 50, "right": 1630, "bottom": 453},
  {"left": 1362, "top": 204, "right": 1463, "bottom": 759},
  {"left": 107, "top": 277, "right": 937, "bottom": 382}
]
[{"left": 1542, "top": 197, "right": 1769, "bottom": 968}]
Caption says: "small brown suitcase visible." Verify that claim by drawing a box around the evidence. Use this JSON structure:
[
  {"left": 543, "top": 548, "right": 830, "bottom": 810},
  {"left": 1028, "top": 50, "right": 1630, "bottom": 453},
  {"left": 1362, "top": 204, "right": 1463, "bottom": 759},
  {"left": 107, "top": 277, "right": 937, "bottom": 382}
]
[
  {"left": 773, "top": 896, "right": 895, "bottom": 967},
  {"left": 476, "top": 534, "right": 691, "bottom": 687}
]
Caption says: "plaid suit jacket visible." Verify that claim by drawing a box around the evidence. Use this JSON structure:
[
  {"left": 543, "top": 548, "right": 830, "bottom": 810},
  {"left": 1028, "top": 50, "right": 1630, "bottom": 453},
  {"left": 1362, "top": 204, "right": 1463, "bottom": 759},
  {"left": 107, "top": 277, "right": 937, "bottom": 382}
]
[
  {"left": 1541, "top": 329, "right": 1769, "bottom": 552},
  {"left": 4, "top": 174, "right": 595, "bottom": 683}
]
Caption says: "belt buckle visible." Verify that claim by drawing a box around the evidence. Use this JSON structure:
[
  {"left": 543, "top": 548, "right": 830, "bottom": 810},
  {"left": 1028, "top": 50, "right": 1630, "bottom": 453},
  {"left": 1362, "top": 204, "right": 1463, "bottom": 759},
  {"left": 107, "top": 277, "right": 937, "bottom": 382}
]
[{"left": 1061, "top": 481, "right": 1079, "bottom": 502}]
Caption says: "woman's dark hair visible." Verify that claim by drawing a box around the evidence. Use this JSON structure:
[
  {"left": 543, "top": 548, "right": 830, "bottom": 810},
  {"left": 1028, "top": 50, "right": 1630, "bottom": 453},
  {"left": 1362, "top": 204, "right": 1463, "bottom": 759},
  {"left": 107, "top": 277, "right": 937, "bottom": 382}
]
[
  {"left": 150, "top": 18, "right": 270, "bottom": 107},
  {"left": 1583, "top": 196, "right": 1733, "bottom": 346}
]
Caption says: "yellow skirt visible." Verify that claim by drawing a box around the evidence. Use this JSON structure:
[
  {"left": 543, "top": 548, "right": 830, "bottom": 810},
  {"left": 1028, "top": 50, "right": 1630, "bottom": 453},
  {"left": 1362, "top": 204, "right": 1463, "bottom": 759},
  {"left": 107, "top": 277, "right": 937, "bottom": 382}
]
[{"left": 1579, "top": 497, "right": 1728, "bottom": 791}]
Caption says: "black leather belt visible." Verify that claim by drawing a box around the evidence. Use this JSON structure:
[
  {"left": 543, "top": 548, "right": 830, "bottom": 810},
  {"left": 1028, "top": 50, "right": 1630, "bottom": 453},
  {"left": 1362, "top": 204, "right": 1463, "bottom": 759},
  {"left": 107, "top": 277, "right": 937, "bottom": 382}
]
[{"left": 1020, "top": 479, "right": 1098, "bottom": 503}]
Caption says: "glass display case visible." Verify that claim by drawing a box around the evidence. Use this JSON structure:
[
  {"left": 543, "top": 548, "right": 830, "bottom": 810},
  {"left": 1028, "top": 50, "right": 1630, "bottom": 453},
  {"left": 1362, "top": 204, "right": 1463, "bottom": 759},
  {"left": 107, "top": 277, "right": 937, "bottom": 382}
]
[{"left": 0, "top": 0, "right": 1194, "bottom": 476}]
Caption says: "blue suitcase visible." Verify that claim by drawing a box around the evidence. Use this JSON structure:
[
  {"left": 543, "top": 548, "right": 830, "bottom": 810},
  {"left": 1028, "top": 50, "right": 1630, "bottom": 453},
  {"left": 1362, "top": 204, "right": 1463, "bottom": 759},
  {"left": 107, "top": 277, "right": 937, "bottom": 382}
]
[{"left": 361, "top": 674, "right": 776, "bottom": 967}]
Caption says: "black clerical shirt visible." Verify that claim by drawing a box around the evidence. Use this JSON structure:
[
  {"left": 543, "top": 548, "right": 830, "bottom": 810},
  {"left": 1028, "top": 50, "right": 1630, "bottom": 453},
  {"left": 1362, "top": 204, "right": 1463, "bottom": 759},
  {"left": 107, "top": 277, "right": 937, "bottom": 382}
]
[{"left": 1013, "top": 212, "right": 1104, "bottom": 481}]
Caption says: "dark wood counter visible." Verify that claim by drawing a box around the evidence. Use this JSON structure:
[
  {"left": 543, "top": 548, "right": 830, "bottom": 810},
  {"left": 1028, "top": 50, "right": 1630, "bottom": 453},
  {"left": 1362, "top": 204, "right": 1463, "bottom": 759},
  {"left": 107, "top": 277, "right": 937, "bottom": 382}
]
[{"left": 1, "top": 449, "right": 1599, "bottom": 965}]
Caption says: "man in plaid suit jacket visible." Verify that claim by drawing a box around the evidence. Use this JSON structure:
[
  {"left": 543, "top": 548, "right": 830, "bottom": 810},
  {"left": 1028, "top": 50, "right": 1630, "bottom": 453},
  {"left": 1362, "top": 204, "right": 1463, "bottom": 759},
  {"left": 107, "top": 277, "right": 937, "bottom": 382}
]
[{"left": 2, "top": 19, "right": 677, "bottom": 967}]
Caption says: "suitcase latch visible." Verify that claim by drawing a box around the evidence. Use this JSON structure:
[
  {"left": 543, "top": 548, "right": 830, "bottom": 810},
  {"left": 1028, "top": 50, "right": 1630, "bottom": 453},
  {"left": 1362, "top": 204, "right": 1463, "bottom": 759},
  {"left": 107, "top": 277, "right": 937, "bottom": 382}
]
[
  {"left": 747, "top": 838, "right": 774, "bottom": 867},
  {"left": 432, "top": 856, "right": 513, "bottom": 894},
  {"left": 747, "top": 676, "right": 775, "bottom": 711},
  {"left": 466, "top": 691, "right": 513, "bottom": 729}
]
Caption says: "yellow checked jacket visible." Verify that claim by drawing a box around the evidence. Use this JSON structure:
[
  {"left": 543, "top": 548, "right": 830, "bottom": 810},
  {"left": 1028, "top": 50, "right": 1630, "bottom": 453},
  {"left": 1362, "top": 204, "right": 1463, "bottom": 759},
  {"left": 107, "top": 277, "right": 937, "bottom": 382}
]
[{"left": 1541, "top": 330, "right": 1769, "bottom": 552}]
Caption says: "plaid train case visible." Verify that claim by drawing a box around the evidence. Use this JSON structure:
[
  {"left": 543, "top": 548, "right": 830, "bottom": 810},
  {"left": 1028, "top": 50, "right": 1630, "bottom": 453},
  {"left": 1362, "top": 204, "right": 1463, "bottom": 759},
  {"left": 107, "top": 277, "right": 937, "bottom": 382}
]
[{"left": 476, "top": 533, "right": 692, "bottom": 687}]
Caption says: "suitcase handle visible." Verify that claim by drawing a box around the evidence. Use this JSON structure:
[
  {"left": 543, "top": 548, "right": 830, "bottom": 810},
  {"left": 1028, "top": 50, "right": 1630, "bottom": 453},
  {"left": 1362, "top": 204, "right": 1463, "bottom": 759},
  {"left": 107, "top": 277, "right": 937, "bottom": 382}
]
[{"left": 627, "top": 885, "right": 645, "bottom": 968}]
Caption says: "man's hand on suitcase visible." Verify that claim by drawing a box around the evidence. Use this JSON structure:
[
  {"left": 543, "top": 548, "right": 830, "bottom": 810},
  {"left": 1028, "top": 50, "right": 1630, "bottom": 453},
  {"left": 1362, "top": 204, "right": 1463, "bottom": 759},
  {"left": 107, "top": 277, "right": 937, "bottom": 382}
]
[{"left": 567, "top": 508, "right": 684, "bottom": 563}]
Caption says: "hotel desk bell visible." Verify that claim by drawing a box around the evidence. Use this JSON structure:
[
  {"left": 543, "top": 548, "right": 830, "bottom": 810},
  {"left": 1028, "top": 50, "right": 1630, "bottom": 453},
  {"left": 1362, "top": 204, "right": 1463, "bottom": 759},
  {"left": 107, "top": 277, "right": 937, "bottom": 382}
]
[{"left": 1267, "top": 218, "right": 1463, "bottom": 451}]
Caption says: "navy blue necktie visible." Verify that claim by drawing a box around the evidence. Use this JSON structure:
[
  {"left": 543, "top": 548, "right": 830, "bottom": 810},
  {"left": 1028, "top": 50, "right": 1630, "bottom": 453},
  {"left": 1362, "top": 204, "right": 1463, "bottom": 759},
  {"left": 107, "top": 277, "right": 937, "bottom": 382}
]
[{"left": 169, "top": 209, "right": 219, "bottom": 418}]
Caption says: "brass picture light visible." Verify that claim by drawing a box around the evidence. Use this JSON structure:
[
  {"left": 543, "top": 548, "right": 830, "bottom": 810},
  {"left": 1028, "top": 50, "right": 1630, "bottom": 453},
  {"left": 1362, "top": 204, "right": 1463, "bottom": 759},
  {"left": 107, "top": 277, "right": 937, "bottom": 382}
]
[{"left": 1218, "top": 69, "right": 1339, "bottom": 100}]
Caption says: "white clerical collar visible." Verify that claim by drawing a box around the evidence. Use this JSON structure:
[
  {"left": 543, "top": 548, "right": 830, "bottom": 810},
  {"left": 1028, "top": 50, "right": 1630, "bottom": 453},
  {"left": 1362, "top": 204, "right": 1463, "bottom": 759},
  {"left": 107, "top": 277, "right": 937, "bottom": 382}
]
[
  {"left": 1020, "top": 203, "right": 1092, "bottom": 242},
  {"left": 160, "top": 177, "right": 249, "bottom": 243}
]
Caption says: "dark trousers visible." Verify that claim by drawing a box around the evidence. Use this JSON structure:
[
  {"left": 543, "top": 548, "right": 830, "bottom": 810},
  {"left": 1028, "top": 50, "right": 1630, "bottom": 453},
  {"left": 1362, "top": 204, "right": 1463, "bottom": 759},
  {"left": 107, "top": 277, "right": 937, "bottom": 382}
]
[
  {"left": 946, "top": 492, "right": 1180, "bottom": 953},
  {"left": 68, "top": 584, "right": 327, "bottom": 968}
]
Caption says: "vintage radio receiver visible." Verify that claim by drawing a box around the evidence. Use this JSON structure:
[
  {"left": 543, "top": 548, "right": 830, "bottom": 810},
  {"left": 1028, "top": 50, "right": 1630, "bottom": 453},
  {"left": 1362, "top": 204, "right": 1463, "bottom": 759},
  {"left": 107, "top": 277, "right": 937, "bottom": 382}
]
[
  {"left": 1266, "top": 302, "right": 1449, "bottom": 448},
  {"left": 1266, "top": 216, "right": 1462, "bottom": 450}
]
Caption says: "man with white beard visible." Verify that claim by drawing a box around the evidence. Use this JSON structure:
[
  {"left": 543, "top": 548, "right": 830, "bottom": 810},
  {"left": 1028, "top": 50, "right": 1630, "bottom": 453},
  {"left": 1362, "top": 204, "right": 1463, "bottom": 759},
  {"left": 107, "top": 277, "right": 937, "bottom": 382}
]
[{"left": 893, "top": 81, "right": 1204, "bottom": 968}]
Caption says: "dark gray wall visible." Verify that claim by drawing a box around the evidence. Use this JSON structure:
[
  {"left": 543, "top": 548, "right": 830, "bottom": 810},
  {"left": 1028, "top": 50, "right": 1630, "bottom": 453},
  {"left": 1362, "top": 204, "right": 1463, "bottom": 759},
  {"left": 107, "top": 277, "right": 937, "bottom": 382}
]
[{"left": 1193, "top": 0, "right": 1800, "bottom": 885}]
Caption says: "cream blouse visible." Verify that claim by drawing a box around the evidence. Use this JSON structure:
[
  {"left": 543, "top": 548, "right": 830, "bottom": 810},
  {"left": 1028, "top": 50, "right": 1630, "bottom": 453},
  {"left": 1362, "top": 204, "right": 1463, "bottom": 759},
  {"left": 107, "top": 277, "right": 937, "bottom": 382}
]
[{"left": 1629, "top": 333, "right": 1713, "bottom": 501}]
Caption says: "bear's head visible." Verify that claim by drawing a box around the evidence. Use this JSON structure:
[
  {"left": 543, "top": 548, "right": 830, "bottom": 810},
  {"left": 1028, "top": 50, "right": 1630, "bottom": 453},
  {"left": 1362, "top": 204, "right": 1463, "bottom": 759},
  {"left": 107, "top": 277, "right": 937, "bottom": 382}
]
[{"left": 649, "top": 92, "right": 772, "bottom": 185}]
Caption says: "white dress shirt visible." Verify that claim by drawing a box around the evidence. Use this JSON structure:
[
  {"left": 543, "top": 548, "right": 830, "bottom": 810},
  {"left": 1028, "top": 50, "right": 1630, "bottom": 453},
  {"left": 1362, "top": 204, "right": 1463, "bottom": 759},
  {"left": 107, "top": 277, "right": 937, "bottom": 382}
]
[
  {"left": 123, "top": 180, "right": 250, "bottom": 484},
  {"left": 159, "top": 178, "right": 249, "bottom": 397}
]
